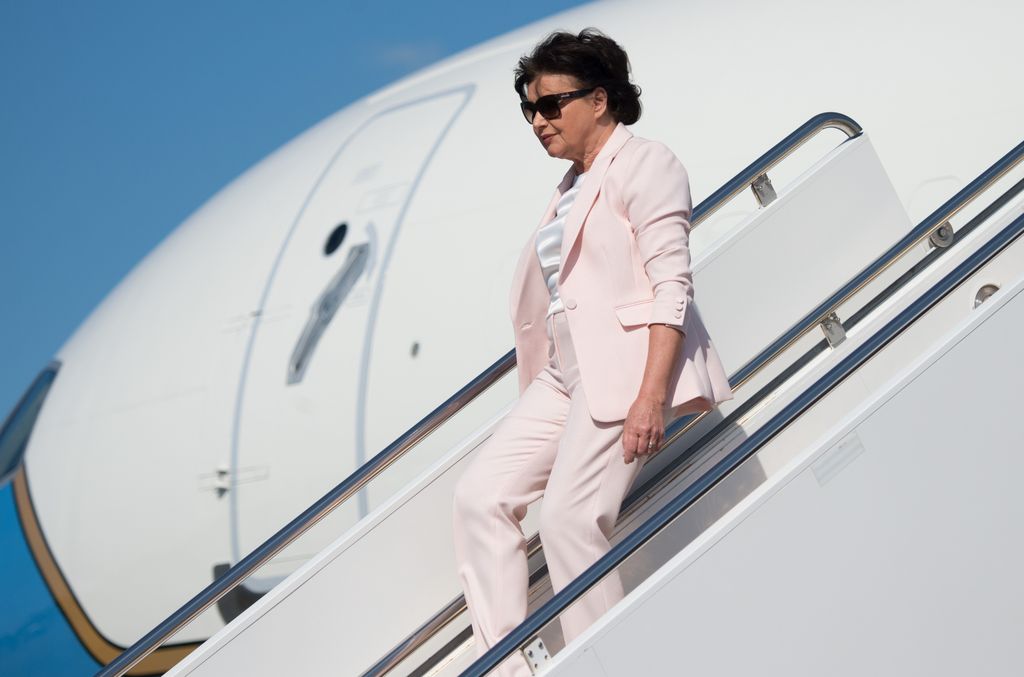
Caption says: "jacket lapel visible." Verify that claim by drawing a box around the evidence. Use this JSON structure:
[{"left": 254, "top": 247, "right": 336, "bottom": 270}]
[
  {"left": 557, "top": 121, "right": 634, "bottom": 282},
  {"left": 509, "top": 121, "right": 635, "bottom": 321}
]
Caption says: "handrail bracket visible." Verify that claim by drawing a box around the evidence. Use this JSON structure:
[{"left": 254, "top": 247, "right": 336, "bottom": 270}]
[
  {"left": 929, "top": 220, "right": 956, "bottom": 248},
  {"left": 751, "top": 172, "right": 778, "bottom": 207},
  {"left": 819, "top": 311, "right": 847, "bottom": 347}
]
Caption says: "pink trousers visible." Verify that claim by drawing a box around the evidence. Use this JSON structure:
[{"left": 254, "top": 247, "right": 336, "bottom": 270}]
[{"left": 452, "top": 309, "right": 660, "bottom": 676}]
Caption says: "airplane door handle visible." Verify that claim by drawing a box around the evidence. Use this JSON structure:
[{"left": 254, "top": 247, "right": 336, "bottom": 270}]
[{"left": 287, "top": 242, "right": 369, "bottom": 385}]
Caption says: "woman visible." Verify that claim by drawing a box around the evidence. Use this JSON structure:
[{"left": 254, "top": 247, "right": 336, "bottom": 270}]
[{"left": 451, "top": 28, "right": 732, "bottom": 674}]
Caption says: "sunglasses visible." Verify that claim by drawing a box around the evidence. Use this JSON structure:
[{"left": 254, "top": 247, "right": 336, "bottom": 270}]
[{"left": 520, "top": 86, "right": 599, "bottom": 124}]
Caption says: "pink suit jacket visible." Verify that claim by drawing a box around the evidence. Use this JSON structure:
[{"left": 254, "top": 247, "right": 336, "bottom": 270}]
[{"left": 508, "top": 121, "right": 734, "bottom": 423}]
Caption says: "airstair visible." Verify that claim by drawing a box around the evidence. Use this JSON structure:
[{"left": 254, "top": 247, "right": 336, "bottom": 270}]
[{"left": 98, "top": 112, "right": 1024, "bottom": 676}]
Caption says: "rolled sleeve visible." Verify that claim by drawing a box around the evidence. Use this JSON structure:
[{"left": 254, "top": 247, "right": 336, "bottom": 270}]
[{"left": 621, "top": 140, "right": 694, "bottom": 332}]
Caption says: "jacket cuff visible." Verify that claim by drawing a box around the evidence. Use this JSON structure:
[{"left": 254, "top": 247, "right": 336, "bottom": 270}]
[{"left": 648, "top": 285, "right": 688, "bottom": 331}]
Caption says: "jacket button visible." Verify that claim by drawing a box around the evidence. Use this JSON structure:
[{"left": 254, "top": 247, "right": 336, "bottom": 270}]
[
  {"left": 520, "top": 321, "right": 532, "bottom": 330},
  {"left": 565, "top": 298, "right": 577, "bottom": 310},
  {"left": 674, "top": 310, "right": 683, "bottom": 318},
  {"left": 675, "top": 301, "right": 684, "bottom": 309}
]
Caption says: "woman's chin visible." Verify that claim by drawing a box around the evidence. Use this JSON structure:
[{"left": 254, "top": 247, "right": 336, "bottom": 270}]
[{"left": 544, "top": 142, "right": 564, "bottom": 159}]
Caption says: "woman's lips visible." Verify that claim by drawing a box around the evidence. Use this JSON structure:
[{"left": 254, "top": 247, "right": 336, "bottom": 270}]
[{"left": 541, "top": 134, "right": 555, "bottom": 145}]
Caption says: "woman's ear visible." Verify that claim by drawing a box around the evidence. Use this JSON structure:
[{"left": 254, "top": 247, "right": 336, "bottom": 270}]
[{"left": 592, "top": 86, "right": 608, "bottom": 118}]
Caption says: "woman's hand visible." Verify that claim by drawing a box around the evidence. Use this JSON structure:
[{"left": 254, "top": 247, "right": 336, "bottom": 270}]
[{"left": 622, "top": 393, "right": 665, "bottom": 464}]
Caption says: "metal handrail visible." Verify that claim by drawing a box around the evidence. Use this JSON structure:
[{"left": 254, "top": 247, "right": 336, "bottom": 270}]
[
  {"left": 98, "top": 111, "right": 861, "bottom": 677},
  {"left": 462, "top": 192, "right": 1024, "bottom": 676},
  {"left": 370, "top": 132, "right": 1024, "bottom": 675},
  {"left": 691, "top": 113, "right": 860, "bottom": 223}
]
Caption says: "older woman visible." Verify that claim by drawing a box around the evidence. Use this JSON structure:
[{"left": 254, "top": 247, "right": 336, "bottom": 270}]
[{"left": 451, "top": 28, "right": 732, "bottom": 674}]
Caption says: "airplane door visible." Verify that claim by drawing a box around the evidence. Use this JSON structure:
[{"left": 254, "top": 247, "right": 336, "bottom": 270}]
[{"left": 230, "top": 87, "right": 471, "bottom": 571}]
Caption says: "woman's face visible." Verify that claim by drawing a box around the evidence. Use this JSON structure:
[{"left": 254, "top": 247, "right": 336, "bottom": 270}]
[{"left": 525, "top": 72, "right": 605, "bottom": 163}]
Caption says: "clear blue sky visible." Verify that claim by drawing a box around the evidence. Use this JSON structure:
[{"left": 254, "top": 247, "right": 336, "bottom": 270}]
[{"left": 0, "top": 0, "right": 590, "bottom": 420}]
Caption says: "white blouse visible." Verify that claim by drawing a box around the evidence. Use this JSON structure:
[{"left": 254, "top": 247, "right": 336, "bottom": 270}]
[{"left": 535, "top": 169, "right": 587, "bottom": 318}]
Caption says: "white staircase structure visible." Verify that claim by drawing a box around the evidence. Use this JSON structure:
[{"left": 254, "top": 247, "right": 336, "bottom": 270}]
[{"left": 99, "top": 113, "right": 1024, "bottom": 677}]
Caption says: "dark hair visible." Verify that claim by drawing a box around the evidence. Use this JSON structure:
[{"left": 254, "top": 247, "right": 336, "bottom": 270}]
[{"left": 513, "top": 27, "right": 642, "bottom": 125}]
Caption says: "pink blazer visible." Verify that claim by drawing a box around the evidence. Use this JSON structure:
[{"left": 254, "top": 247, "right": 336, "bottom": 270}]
[{"left": 508, "top": 121, "right": 733, "bottom": 423}]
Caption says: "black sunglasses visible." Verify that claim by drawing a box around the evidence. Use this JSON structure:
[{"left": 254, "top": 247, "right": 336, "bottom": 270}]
[{"left": 520, "top": 86, "right": 600, "bottom": 124}]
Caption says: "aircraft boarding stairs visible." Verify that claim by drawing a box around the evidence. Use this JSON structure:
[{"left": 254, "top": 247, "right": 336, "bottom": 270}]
[{"left": 100, "top": 113, "right": 1024, "bottom": 677}]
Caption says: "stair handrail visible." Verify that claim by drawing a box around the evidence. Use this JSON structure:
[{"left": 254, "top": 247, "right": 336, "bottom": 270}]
[{"left": 97, "top": 111, "right": 862, "bottom": 677}]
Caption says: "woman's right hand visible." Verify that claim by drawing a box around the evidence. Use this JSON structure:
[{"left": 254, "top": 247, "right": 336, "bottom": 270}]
[{"left": 621, "top": 392, "right": 665, "bottom": 464}]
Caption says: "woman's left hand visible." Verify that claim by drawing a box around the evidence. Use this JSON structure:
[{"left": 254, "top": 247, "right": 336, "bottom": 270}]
[{"left": 622, "top": 394, "right": 665, "bottom": 464}]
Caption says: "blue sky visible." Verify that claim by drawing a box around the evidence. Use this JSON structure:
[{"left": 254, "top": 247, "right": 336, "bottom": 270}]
[{"left": 0, "top": 0, "right": 589, "bottom": 421}]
